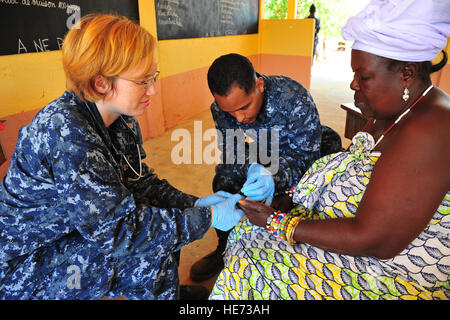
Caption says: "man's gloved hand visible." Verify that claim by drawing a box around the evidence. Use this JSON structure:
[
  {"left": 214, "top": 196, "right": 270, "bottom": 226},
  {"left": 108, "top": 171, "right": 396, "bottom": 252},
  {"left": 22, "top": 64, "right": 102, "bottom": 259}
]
[
  {"left": 240, "top": 163, "right": 275, "bottom": 206},
  {"left": 195, "top": 191, "right": 233, "bottom": 207},
  {"left": 211, "top": 194, "right": 245, "bottom": 231}
]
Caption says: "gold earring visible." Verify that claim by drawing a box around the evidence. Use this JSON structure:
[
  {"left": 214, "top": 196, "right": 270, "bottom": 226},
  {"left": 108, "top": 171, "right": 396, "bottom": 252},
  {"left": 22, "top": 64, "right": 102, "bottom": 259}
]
[{"left": 402, "top": 88, "right": 410, "bottom": 102}]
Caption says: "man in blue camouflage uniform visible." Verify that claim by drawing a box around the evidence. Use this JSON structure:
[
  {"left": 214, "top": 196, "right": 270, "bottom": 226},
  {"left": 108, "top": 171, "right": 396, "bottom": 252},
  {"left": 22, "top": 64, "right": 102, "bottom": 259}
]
[
  {"left": 190, "top": 53, "right": 342, "bottom": 282},
  {"left": 0, "top": 14, "right": 246, "bottom": 300}
]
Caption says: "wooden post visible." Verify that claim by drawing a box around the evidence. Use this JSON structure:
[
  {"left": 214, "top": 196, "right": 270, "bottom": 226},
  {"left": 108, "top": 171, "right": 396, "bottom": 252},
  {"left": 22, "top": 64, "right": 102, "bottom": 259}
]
[{"left": 287, "top": 0, "right": 297, "bottom": 19}]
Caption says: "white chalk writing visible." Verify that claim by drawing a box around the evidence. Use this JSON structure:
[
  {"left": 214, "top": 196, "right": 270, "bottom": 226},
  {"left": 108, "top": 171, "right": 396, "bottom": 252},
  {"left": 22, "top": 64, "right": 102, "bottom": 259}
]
[
  {"left": 1, "top": 0, "right": 78, "bottom": 10},
  {"left": 17, "top": 37, "right": 65, "bottom": 53},
  {"left": 156, "top": 0, "right": 183, "bottom": 28}
]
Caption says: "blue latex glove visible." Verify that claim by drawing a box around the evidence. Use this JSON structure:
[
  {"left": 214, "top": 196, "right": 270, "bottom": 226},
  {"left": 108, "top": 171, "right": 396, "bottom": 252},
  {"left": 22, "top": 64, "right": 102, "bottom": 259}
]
[
  {"left": 211, "top": 194, "right": 245, "bottom": 231},
  {"left": 195, "top": 191, "right": 233, "bottom": 207},
  {"left": 240, "top": 163, "right": 275, "bottom": 206}
]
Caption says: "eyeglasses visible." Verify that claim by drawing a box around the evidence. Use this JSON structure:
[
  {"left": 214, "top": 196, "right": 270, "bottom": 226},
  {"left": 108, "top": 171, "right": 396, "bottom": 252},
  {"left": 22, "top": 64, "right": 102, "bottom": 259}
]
[{"left": 115, "top": 71, "right": 160, "bottom": 90}]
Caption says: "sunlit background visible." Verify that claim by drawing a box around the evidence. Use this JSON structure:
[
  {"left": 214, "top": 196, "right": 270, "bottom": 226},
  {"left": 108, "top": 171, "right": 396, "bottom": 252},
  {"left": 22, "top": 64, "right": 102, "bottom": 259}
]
[{"left": 265, "top": 0, "right": 370, "bottom": 37}]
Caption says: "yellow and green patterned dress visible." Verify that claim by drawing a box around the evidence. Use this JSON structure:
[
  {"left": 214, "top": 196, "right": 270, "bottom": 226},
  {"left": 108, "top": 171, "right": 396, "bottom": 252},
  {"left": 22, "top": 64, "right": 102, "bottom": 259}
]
[{"left": 210, "top": 132, "right": 449, "bottom": 300}]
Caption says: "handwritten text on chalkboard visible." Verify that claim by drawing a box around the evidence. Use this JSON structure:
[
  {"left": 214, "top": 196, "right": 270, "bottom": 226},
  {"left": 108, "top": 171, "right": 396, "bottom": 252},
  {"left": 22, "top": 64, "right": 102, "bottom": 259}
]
[
  {"left": 0, "top": 0, "right": 139, "bottom": 56},
  {"left": 155, "top": 0, "right": 259, "bottom": 40}
]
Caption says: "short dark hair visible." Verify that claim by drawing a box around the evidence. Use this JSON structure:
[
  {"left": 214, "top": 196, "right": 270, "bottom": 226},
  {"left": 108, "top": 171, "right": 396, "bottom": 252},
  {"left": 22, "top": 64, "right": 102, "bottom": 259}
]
[{"left": 207, "top": 53, "right": 256, "bottom": 96}]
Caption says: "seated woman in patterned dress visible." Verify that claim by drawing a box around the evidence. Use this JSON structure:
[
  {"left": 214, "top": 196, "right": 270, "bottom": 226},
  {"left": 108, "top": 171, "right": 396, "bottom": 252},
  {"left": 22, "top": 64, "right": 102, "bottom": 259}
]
[{"left": 209, "top": 0, "right": 450, "bottom": 300}]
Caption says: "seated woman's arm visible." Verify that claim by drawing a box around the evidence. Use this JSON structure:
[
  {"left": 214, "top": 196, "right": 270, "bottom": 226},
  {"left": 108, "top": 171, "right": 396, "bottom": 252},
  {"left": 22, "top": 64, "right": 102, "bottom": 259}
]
[{"left": 242, "top": 99, "right": 450, "bottom": 259}]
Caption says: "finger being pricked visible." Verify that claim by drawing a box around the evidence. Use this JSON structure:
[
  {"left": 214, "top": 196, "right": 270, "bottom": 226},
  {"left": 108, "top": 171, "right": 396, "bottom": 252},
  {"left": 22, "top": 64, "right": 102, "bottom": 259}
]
[
  {"left": 238, "top": 199, "right": 273, "bottom": 227},
  {"left": 238, "top": 199, "right": 268, "bottom": 211}
]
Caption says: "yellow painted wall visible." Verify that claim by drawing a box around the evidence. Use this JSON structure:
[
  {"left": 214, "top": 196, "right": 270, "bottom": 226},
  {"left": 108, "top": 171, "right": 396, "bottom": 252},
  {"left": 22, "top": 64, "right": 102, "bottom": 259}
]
[
  {"left": 260, "top": 19, "right": 314, "bottom": 57},
  {"left": 259, "top": 18, "right": 314, "bottom": 88},
  {"left": 158, "top": 35, "right": 260, "bottom": 78},
  {"left": 0, "top": 47, "right": 66, "bottom": 118}
]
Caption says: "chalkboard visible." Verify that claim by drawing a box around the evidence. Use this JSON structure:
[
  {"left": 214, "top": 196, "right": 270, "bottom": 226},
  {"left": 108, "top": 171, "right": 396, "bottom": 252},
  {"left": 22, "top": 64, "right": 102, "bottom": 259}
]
[
  {"left": 155, "top": 0, "right": 259, "bottom": 40},
  {"left": 0, "top": 0, "right": 139, "bottom": 56}
]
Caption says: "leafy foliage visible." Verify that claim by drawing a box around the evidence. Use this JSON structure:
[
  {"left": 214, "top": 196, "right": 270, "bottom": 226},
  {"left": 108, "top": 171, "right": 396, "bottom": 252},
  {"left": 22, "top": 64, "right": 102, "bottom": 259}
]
[{"left": 264, "top": 0, "right": 289, "bottom": 19}]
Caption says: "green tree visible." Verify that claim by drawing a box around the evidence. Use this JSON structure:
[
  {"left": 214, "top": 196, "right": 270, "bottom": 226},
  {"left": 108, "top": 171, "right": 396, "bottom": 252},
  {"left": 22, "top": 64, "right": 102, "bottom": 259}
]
[{"left": 264, "top": 0, "right": 289, "bottom": 19}]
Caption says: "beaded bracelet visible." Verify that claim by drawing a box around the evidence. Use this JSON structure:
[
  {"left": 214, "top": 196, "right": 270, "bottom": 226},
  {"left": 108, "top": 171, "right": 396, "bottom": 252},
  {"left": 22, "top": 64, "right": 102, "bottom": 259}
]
[
  {"left": 270, "top": 212, "right": 285, "bottom": 237},
  {"left": 266, "top": 210, "right": 287, "bottom": 237},
  {"left": 266, "top": 211, "right": 304, "bottom": 245},
  {"left": 274, "top": 215, "right": 305, "bottom": 244},
  {"left": 284, "top": 187, "right": 295, "bottom": 198},
  {"left": 278, "top": 214, "right": 290, "bottom": 240},
  {"left": 265, "top": 212, "right": 275, "bottom": 230}
]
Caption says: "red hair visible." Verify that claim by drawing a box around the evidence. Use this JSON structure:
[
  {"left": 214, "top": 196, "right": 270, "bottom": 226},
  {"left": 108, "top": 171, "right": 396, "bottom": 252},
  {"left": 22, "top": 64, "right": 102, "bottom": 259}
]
[{"left": 62, "top": 14, "right": 156, "bottom": 102}]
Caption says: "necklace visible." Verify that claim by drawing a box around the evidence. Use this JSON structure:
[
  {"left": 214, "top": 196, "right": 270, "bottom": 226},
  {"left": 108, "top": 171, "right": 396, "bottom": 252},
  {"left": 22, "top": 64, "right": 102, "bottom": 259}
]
[
  {"left": 238, "top": 126, "right": 255, "bottom": 143},
  {"left": 374, "top": 84, "right": 433, "bottom": 147}
]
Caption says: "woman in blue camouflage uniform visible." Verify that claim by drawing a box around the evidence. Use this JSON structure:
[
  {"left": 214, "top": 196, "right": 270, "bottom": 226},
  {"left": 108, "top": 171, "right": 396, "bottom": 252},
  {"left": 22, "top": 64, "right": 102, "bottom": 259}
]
[{"left": 0, "top": 14, "right": 245, "bottom": 300}]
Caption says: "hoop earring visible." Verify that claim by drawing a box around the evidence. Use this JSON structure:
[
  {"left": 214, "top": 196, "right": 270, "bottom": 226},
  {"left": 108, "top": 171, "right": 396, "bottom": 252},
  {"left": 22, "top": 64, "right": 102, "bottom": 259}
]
[{"left": 402, "top": 88, "right": 410, "bottom": 102}]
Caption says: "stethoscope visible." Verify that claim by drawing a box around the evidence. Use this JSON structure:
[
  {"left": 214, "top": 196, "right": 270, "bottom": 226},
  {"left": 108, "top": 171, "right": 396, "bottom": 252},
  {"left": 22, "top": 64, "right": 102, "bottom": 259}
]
[
  {"left": 83, "top": 101, "right": 144, "bottom": 181},
  {"left": 117, "top": 116, "right": 144, "bottom": 180}
]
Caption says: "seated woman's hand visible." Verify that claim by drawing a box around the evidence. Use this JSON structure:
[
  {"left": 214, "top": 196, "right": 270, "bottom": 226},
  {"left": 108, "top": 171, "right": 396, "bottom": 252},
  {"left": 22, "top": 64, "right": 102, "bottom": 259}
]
[
  {"left": 270, "top": 194, "right": 294, "bottom": 212},
  {"left": 238, "top": 199, "right": 273, "bottom": 228}
]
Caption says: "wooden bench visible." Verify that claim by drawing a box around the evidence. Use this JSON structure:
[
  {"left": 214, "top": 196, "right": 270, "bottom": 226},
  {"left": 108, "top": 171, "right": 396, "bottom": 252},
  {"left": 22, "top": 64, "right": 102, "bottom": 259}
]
[{"left": 340, "top": 103, "right": 370, "bottom": 139}]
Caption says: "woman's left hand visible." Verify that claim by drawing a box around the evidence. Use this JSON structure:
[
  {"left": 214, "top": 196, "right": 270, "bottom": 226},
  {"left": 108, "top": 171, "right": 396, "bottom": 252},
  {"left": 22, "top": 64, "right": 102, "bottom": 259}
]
[{"left": 238, "top": 199, "right": 273, "bottom": 227}]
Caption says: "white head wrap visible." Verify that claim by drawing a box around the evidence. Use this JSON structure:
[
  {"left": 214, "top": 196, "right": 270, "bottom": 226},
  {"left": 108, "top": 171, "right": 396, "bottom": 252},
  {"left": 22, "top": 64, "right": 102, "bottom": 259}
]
[{"left": 342, "top": 0, "right": 450, "bottom": 62}]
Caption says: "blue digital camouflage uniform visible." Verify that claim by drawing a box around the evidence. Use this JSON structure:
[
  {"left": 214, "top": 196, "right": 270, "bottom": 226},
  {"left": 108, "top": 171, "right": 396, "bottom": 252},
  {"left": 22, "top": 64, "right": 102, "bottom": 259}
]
[
  {"left": 0, "top": 91, "right": 211, "bottom": 300},
  {"left": 211, "top": 73, "right": 342, "bottom": 194}
]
